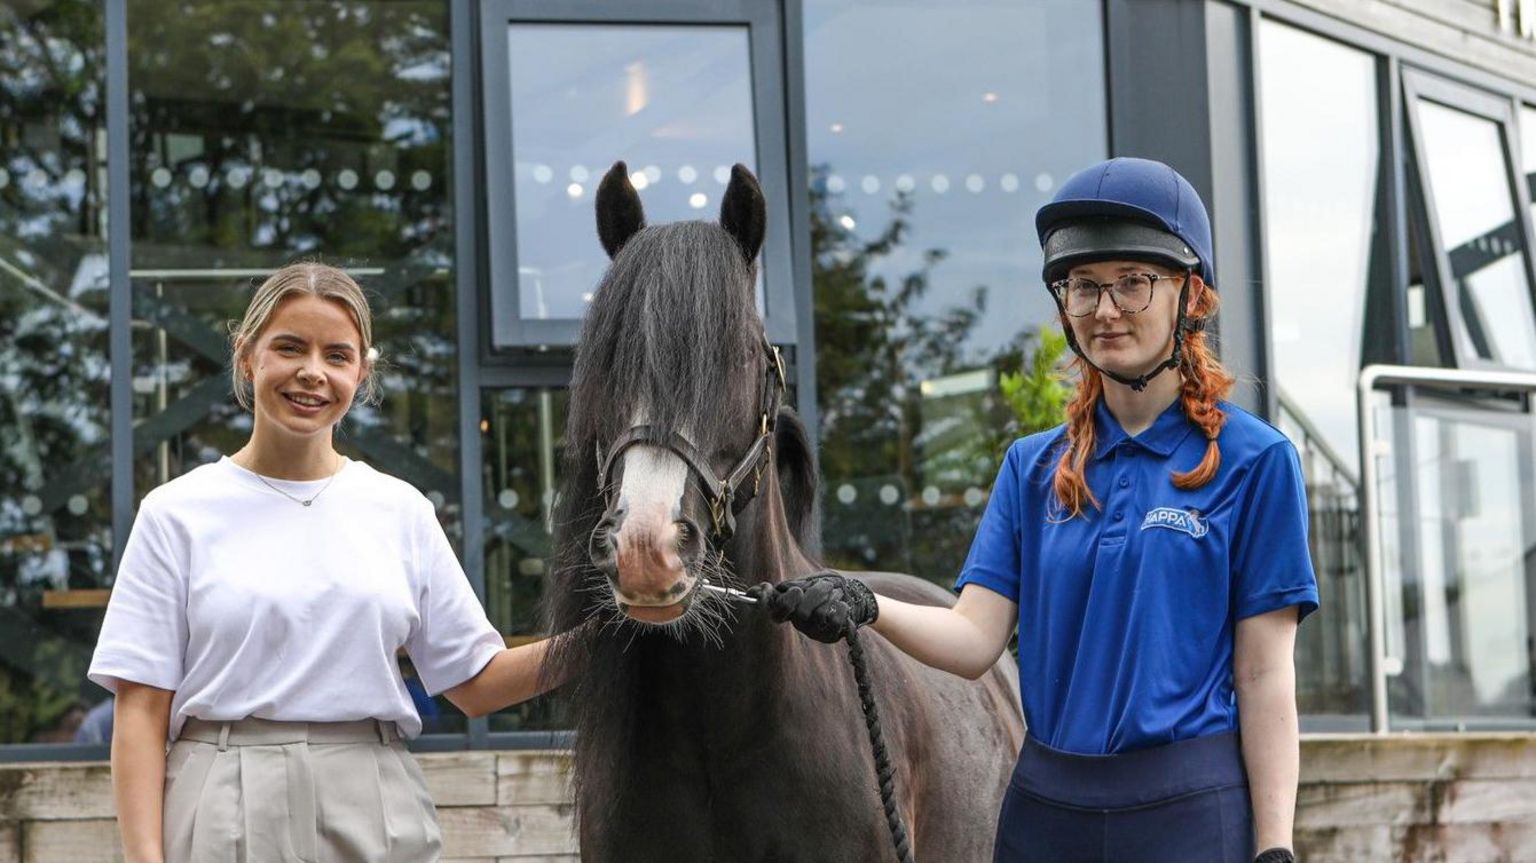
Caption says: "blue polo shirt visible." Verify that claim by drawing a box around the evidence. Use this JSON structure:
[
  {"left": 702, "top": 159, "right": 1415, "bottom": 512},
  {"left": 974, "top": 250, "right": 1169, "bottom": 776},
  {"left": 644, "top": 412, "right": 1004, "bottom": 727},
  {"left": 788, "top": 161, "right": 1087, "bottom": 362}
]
[{"left": 956, "top": 399, "right": 1319, "bottom": 755}]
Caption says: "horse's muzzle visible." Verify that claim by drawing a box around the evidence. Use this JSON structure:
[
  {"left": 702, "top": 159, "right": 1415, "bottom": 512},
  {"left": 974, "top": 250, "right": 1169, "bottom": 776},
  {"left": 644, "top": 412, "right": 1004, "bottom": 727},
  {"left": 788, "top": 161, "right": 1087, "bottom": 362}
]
[{"left": 590, "top": 504, "right": 705, "bottom": 624}]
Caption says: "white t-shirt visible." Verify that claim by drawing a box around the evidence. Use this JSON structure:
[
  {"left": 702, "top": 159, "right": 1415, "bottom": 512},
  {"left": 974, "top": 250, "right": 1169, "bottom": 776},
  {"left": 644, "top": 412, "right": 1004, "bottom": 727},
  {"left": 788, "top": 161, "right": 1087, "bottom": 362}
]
[{"left": 88, "top": 457, "right": 505, "bottom": 740}]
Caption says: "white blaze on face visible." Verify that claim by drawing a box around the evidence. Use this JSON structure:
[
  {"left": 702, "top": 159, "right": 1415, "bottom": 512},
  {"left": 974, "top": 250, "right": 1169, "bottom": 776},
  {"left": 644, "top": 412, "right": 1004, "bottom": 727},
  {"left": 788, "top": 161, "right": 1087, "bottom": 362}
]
[
  {"left": 616, "top": 444, "right": 688, "bottom": 524},
  {"left": 611, "top": 441, "right": 694, "bottom": 609}
]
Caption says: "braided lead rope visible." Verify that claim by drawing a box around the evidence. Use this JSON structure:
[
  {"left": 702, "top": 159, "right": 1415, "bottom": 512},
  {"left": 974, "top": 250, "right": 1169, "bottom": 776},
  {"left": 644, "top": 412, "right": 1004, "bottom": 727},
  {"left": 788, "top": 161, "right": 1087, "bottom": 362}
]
[{"left": 844, "top": 623, "right": 916, "bottom": 863}]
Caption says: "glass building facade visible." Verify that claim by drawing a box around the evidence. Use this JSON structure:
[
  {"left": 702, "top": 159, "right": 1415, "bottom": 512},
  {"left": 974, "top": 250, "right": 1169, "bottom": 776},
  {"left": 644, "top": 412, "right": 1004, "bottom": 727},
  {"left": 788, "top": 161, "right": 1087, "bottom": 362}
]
[{"left": 2, "top": 0, "right": 1534, "bottom": 755}]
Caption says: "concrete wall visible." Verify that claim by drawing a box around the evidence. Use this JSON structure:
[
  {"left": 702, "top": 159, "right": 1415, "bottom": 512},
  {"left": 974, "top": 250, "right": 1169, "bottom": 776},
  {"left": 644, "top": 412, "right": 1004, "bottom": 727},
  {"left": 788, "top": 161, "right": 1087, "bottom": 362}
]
[
  {"left": 0, "top": 751, "right": 576, "bottom": 862},
  {"left": 0, "top": 735, "right": 1532, "bottom": 861},
  {"left": 1296, "top": 734, "right": 1536, "bottom": 862}
]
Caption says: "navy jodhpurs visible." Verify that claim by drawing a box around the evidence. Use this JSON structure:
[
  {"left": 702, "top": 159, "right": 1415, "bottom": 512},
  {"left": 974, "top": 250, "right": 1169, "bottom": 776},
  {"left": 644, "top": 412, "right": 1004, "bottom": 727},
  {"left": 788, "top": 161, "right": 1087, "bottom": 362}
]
[{"left": 992, "top": 732, "right": 1254, "bottom": 863}]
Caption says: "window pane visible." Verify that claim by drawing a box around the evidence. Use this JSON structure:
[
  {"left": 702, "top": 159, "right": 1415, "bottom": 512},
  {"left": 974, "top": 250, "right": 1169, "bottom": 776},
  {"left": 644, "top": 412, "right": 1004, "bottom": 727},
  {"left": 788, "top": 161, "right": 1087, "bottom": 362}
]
[
  {"left": 0, "top": 1, "right": 113, "bottom": 745},
  {"left": 1417, "top": 99, "right": 1536, "bottom": 369},
  {"left": 482, "top": 388, "right": 566, "bottom": 732},
  {"left": 125, "top": 1, "right": 466, "bottom": 734},
  {"left": 1258, "top": 20, "right": 1377, "bottom": 717},
  {"left": 805, "top": 0, "right": 1105, "bottom": 579},
  {"left": 1399, "top": 409, "right": 1534, "bottom": 721},
  {"left": 1260, "top": 20, "right": 1377, "bottom": 476},
  {"left": 501, "top": 24, "right": 756, "bottom": 326}
]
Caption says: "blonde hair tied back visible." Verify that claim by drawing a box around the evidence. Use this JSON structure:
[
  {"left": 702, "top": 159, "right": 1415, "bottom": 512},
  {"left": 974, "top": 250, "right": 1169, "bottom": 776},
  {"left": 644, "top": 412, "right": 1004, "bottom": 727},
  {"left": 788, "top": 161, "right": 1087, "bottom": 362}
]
[{"left": 228, "top": 262, "right": 380, "bottom": 411}]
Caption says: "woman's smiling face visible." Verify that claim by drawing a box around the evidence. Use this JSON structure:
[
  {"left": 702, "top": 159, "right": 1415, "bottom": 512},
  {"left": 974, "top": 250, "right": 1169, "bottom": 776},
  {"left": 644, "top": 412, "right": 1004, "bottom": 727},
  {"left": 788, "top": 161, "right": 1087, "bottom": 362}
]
[{"left": 240, "top": 294, "right": 368, "bottom": 440}]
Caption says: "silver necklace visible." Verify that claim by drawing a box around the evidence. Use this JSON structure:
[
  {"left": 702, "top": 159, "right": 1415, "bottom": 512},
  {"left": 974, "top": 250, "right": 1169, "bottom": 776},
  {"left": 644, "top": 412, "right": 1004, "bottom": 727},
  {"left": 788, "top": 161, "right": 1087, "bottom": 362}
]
[{"left": 246, "top": 454, "right": 343, "bottom": 507}]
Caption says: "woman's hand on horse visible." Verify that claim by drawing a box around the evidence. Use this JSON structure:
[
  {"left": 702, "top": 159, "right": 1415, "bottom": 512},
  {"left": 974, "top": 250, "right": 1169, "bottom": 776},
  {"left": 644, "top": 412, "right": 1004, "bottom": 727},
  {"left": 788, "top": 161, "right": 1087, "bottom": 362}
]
[{"left": 747, "top": 571, "right": 879, "bottom": 643}]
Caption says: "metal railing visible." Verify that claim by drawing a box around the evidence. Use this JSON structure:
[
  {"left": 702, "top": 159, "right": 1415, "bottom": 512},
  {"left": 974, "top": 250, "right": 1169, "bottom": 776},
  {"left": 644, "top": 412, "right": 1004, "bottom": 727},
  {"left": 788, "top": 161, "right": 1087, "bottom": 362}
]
[
  {"left": 1276, "top": 390, "right": 1365, "bottom": 717},
  {"left": 1277, "top": 388, "right": 1360, "bottom": 493},
  {"left": 1357, "top": 364, "right": 1536, "bottom": 733}
]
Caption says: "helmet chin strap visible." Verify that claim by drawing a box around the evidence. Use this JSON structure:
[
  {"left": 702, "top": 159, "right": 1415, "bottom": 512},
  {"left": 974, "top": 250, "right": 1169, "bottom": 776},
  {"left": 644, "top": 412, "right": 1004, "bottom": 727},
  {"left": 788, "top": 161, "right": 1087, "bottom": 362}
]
[{"left": 1056, "top": 276, "right": 1203, "bottom": 393}]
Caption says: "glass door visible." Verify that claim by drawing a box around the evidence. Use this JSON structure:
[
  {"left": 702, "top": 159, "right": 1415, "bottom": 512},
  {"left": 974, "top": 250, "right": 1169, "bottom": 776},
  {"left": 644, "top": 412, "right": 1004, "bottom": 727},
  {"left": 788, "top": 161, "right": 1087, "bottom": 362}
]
[{"left": 1375, "top": 387, "right": 1536, "bottom": 728}]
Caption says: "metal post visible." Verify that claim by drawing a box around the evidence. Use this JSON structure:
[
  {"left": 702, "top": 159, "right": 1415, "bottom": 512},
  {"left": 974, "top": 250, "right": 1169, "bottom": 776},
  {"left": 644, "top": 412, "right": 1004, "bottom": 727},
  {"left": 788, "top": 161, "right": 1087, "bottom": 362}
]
[
  {"left": 451, "top": 0, "right": 491, "bottom": 751},
  {"left": 105, "top": 0, "right": 133, "bottom": 568}
]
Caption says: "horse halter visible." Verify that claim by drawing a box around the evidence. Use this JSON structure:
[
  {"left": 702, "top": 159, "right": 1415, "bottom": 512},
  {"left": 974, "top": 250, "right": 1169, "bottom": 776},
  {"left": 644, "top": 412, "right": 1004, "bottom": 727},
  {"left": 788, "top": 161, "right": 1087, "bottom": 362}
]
[{"left": 596, "top": 336, "right": 787, "bottom": 544}]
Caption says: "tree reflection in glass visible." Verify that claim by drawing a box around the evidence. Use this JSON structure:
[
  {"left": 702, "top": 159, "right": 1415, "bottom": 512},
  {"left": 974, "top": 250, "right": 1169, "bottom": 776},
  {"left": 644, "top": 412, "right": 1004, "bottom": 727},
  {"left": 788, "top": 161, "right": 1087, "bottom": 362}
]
[
  {"left": 0, "top": 0, "right": 115, "bottom": 745},
  {"left": 480, "top": 387, "right": 567, "bottom": 733},
  {"left": 805, "top": 0, "right": 1105, "bottom": 580},
  {"left": 124, "top": 0, "right": 459, "bottom": 513}
]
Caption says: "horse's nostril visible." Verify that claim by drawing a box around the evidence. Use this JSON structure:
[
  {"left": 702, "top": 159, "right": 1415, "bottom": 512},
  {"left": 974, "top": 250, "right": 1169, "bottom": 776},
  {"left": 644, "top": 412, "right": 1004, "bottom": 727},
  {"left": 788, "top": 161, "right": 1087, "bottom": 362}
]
[
  {"left": 590, "top": 506, "right": 627, "bottom": 571},
  {"left": 674, "top": 518, "right": 703, "bottom": 560},
  {"left": 588, "top": 526, "right": 618, "bottom": 580},
  {"left": 597, "top": 506, "right": 626, "bottom": 531}
]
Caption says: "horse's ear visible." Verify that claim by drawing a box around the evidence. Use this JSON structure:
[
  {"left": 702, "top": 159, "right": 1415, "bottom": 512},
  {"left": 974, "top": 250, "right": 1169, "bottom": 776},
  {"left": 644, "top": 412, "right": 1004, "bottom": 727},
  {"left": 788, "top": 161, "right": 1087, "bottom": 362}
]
[
  {"left": 596, "top": 161, "right": 646, "bottom": 259},
  {"left": 773, "top": 406, "right": 820, "bottom": 554},
  {"left": 719, "top": 163, "right": 766, "bottom": 263}
]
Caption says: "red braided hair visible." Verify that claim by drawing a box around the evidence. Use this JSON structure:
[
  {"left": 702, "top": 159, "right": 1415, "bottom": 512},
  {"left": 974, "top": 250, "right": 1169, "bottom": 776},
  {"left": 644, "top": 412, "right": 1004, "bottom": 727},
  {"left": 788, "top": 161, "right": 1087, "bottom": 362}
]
[{"left": 1051, "top": 283, "right": 1233, "bottom": 518}]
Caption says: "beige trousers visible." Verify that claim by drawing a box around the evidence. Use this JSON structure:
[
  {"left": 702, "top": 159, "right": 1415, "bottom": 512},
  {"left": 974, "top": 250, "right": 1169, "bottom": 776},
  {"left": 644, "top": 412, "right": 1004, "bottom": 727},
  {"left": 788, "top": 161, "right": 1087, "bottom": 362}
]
[{"left": 163, "top": 718, "right": 443, "bottom": 863}]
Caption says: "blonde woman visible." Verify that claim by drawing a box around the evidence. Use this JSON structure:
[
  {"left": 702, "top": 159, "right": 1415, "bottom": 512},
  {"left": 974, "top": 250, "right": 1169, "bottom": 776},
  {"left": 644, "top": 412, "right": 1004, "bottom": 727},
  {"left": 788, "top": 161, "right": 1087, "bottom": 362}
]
[{"left": 89, "top": 262, "right": 556, "bottom": 863}]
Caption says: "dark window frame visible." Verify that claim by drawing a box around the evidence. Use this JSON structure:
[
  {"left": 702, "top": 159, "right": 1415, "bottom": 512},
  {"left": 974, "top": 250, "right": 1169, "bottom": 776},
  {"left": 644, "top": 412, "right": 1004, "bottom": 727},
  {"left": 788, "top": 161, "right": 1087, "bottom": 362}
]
[
  {"left": 462, "top": 0, "right": 806, "bottom": 750},
  {"left": 475, "top": 0, "right": 798, "bottom": 355},
  {"left": 1402, "top": 68, "right": 1536, "bottom": 373}
]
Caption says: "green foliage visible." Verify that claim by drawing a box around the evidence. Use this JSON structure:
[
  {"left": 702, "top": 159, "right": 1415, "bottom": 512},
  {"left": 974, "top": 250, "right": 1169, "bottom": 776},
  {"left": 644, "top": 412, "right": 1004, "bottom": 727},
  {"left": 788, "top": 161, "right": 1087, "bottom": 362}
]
[
  {"left": 997, "top": 326, "right": 1072, "bottom": 439},
  {"left": 809, "top": 165, "right": 994, "bottom": 573},
  {"left": 809, "top": 167, "right": 1079, "bottom": 577},
  {"left": 0, "top": 636, "right": 93, "bottom": 743},
  {"left": 811, "top": 167, "right": 982, "bottom": 490}
]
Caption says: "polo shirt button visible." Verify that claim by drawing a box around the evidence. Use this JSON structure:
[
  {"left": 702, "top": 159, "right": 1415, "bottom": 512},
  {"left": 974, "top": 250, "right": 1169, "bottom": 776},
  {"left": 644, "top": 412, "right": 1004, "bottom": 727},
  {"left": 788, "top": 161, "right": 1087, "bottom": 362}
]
[
  {"left": 1118, "top": 477, "right": 1130, "bottom": 488},
  {"left": 1114, "top": 510, "right": 1124, "bottom": 521}
]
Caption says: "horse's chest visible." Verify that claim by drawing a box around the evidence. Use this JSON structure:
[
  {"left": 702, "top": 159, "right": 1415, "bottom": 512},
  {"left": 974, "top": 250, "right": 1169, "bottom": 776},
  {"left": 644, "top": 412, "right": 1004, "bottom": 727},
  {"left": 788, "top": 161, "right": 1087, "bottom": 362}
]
[{"left": 579, "top": 737, "right": 871, "bottom": 859}]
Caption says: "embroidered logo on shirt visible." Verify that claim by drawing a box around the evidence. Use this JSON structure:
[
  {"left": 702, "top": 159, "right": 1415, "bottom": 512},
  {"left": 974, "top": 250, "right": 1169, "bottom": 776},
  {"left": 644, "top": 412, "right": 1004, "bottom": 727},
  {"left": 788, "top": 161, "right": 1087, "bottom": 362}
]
[{"left": 1140, "top": 507, "right": 1209, "bottom": 539}]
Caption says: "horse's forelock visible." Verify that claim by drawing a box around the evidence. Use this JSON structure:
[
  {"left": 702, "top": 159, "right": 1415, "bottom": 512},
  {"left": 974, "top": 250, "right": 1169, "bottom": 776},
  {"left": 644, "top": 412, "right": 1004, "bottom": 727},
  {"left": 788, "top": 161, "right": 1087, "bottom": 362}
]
[{"left": 569, "top": 220, "right": 761, "bottom": 453}]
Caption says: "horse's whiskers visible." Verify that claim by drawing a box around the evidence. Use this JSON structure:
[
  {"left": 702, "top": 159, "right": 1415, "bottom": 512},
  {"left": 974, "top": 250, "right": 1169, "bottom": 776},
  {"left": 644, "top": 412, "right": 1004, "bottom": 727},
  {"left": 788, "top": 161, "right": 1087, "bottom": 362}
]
[{"left": 572, "top": 552, "right": 745, "bottom": 650}]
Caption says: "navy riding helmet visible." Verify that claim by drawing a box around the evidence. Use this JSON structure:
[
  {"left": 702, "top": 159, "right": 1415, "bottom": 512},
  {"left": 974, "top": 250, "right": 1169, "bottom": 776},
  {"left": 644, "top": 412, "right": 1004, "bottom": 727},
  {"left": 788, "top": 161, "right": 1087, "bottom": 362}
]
[{"left": 1035, "top": 157, "right": 1216, "bottom": 391}]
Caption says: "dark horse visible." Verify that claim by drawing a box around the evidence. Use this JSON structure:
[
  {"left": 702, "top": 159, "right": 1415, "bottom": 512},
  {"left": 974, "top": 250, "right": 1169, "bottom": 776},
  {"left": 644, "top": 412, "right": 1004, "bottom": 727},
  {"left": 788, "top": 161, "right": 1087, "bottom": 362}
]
[{"left": 540, "top": 161, "right": 1024, "bottom": 862}]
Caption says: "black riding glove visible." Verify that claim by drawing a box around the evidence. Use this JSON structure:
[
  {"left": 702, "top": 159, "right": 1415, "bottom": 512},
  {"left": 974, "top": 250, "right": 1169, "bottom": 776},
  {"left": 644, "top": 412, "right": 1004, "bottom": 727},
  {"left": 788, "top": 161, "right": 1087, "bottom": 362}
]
[
  {"left": 1254, "top": 849, "right": 1295, "bottom": 863},
  {"left": 747, "top": 571, "right": 879, "bottom": 643}
]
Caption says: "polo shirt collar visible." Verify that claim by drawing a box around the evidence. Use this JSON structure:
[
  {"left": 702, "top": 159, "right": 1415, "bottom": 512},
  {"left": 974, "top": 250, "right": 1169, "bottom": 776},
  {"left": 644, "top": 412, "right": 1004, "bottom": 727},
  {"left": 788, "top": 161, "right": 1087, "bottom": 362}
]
[{"left": 1092, "top": 397, "right": 1199, "bottom": 460}]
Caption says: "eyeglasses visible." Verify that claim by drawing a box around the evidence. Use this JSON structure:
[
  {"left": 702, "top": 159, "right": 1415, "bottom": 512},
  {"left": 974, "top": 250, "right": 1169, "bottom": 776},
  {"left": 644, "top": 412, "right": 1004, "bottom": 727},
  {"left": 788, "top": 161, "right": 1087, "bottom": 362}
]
[{"left": 1048, "top": 272, "right": 1185, "bottom": 317}]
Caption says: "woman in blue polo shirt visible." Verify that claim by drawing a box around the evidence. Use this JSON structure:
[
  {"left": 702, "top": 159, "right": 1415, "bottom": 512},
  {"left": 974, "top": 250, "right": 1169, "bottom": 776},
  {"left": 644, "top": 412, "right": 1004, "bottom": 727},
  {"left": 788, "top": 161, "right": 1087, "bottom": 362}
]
[{"left": 755, "top": 157, "right": 1317, "bottom": 863}]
